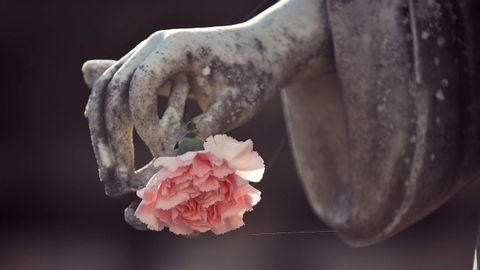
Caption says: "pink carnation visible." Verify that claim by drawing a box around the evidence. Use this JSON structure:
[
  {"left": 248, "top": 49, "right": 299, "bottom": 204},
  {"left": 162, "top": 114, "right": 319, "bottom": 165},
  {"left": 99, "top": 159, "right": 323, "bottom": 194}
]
[{"left": 135, "top": 134, "right": 265, "bottom": 235}]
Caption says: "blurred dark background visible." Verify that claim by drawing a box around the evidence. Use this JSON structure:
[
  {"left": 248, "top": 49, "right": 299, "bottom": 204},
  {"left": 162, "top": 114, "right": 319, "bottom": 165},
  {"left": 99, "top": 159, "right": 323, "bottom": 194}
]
[{"left": 0, "top": 0, "right": 479, "bottom": 269}]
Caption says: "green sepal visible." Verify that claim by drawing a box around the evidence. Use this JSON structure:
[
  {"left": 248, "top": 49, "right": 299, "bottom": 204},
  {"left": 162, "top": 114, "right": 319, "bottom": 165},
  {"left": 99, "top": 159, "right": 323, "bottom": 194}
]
[{"left": 175, "top": 122, "right": 205, "bottom": 155}]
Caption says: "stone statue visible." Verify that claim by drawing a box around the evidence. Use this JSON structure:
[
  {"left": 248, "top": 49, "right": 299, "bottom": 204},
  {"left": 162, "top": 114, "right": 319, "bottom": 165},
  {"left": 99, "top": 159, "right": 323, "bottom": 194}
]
[{"left": 82, "top": 0, "right": 479, "bottom": 246}]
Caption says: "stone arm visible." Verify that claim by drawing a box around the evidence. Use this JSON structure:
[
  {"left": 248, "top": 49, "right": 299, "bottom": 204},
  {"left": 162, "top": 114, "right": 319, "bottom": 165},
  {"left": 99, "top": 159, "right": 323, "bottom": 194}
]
[
  {"left": 82, "top": 0, "right": 331, "bottom": 196},
  {"left": 83, "top": 0, "right": 480, "bottom": 247}
]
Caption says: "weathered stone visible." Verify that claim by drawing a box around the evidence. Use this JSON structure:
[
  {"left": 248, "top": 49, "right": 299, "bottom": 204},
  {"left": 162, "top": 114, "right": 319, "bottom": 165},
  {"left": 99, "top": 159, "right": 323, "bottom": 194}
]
[
  {"left": 283, "top": 0, "right": 480, "bottom": 246},
  {"left": 82, "top": 0, "right": 480, "bottom": 246}
]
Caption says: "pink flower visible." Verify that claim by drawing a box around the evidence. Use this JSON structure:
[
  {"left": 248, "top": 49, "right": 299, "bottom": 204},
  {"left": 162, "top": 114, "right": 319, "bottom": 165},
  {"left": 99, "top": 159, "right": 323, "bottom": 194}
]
[{"left": 135, "top": 134, "right": 265, "bottom": 235}]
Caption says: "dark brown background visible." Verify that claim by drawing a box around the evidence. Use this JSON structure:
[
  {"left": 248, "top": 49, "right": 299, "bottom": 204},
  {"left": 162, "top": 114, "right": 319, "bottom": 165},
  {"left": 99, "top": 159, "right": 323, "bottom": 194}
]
[{"left": 0, "top": 0, "right": 479, "bottom": 269}]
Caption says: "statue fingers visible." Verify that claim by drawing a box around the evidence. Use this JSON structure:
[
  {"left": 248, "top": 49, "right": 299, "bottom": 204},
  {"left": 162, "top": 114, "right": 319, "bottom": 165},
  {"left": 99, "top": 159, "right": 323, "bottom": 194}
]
[
  {"left": 124, "top": 200, "right": 148, "bottom": 230},
  {"left": 133, "top": 160, "right": 157, "bottom": 189},
  {"left": 82, "top": 39, "right": 147, "bottom": 90},
  {"left": 84, "top": 43, "right": 143, "bottom": 195},
  {"left": 84, "top": 60, "right": 126, "bottom": 187},
  {"left": 129, "top": 44, "right": 188, "bottom": 156},
  {"left": 82, "top": 60, "right": 116, "bottom": 89},
  {"left": 103, "top": 41, "right": 157, "bottom": 196},
  {"left": 156, "top": 74, "right": 190, "bottom": 152},
  {"left": 128, "top": 75, "right": 189, "bottom": 189},
  {"left": 192, "top": 86, "right": 258, "bottom": 137}
]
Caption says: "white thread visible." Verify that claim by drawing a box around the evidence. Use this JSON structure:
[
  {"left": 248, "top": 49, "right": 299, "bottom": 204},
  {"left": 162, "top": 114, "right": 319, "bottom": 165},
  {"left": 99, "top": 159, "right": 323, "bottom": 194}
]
[{"left": 245, "top": 230, "right": 336, "bottom": 236}]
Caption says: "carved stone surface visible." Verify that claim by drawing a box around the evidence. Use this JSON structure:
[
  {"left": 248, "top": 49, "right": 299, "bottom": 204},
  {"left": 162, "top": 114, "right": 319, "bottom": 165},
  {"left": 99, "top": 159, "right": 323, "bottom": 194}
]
[
  {"left": 83, "top": 0, "right": 328, "bottom": 196},
  {"left": 83, "top": 0, "right": 479, "bottom": 246},
  {"left": 283, "top": 0, "right": 479, "bottom": 246}
]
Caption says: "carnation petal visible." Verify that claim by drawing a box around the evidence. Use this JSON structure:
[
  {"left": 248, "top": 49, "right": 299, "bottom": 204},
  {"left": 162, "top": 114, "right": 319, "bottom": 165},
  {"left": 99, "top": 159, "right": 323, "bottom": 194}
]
[
  {"left": 136, "top": 187, "right": 146, "bottom": 199},
  {"left": 190, "top": 156, "right": 212, "bottom": 177},
  {"left": 204, "top": 135, "right": 265, "bottom": 177},
  {"left": 235, "top": 168, "right": 265, "bottom": 183},
  {"left": 172, "top": 173, "right": 192, "bottom": 184},
  {"left": 235, "top": 184, "right": 262, "bottom": 206},
  {"left": 135, "top": 202, "right": 164, "bottom": 231},
  {"left": 227, "top": 214, "right": 245, "bottom": 231},
  {"left": 165, "top": 166, "right": 190, "bottom": 178},
  {"left": 177, "top": 151, "right": 198, "bottom": 162},
  {"left": 230, "top": 149, "right": 265, "bottom": 171},
  {"left": 138, "top": 173, "right": 163, "bottom": 202},
  {"left": 193, "top": 174, "right": 209, "bottom": 186},
  {"left": 155, "top": 209, "right": 173, "bottom": 225},
  {"left": 187, "top": 216, "right": 212, "bottom": 233},
  {"left": 155, "top": 192, "right": 190, "bottom": 210},
  {"left": 153, "top": 156, "right": 183, "bottom": 170},
  {"left": 212, "top": 162, "right": 234, "bottom": 178},
  {"left": 211, "top": 222, "right": 230, "bottom": 235},
  {"left": 199, "top": 193, "right": 224, "bottom": 208},
  {"left": 169, "top": 223, "right": 195, "bottom": 235},
  {"left": 198, "top": 178, "right": 220, "bottom": 192},
  {"left": 234, "top": 174, "right": 249, "bottom": 186},
  {"left": 220, "top": 203, "right": 247, "bottom": 219},
  {"left": 141, "top": 169, "right": 174, "bottom": 200},
  {"left": 211, "top": 215, "right": 245, "bottom": 235}
]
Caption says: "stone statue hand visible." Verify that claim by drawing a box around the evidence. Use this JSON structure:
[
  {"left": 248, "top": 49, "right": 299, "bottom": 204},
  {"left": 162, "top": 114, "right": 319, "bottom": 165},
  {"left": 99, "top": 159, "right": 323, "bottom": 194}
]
[
  {"left": 83, "top": 27, "right": 274, "bottom": 196},
  {"left": 82, "top": 0, "right": 327, "bottom": 197}
]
